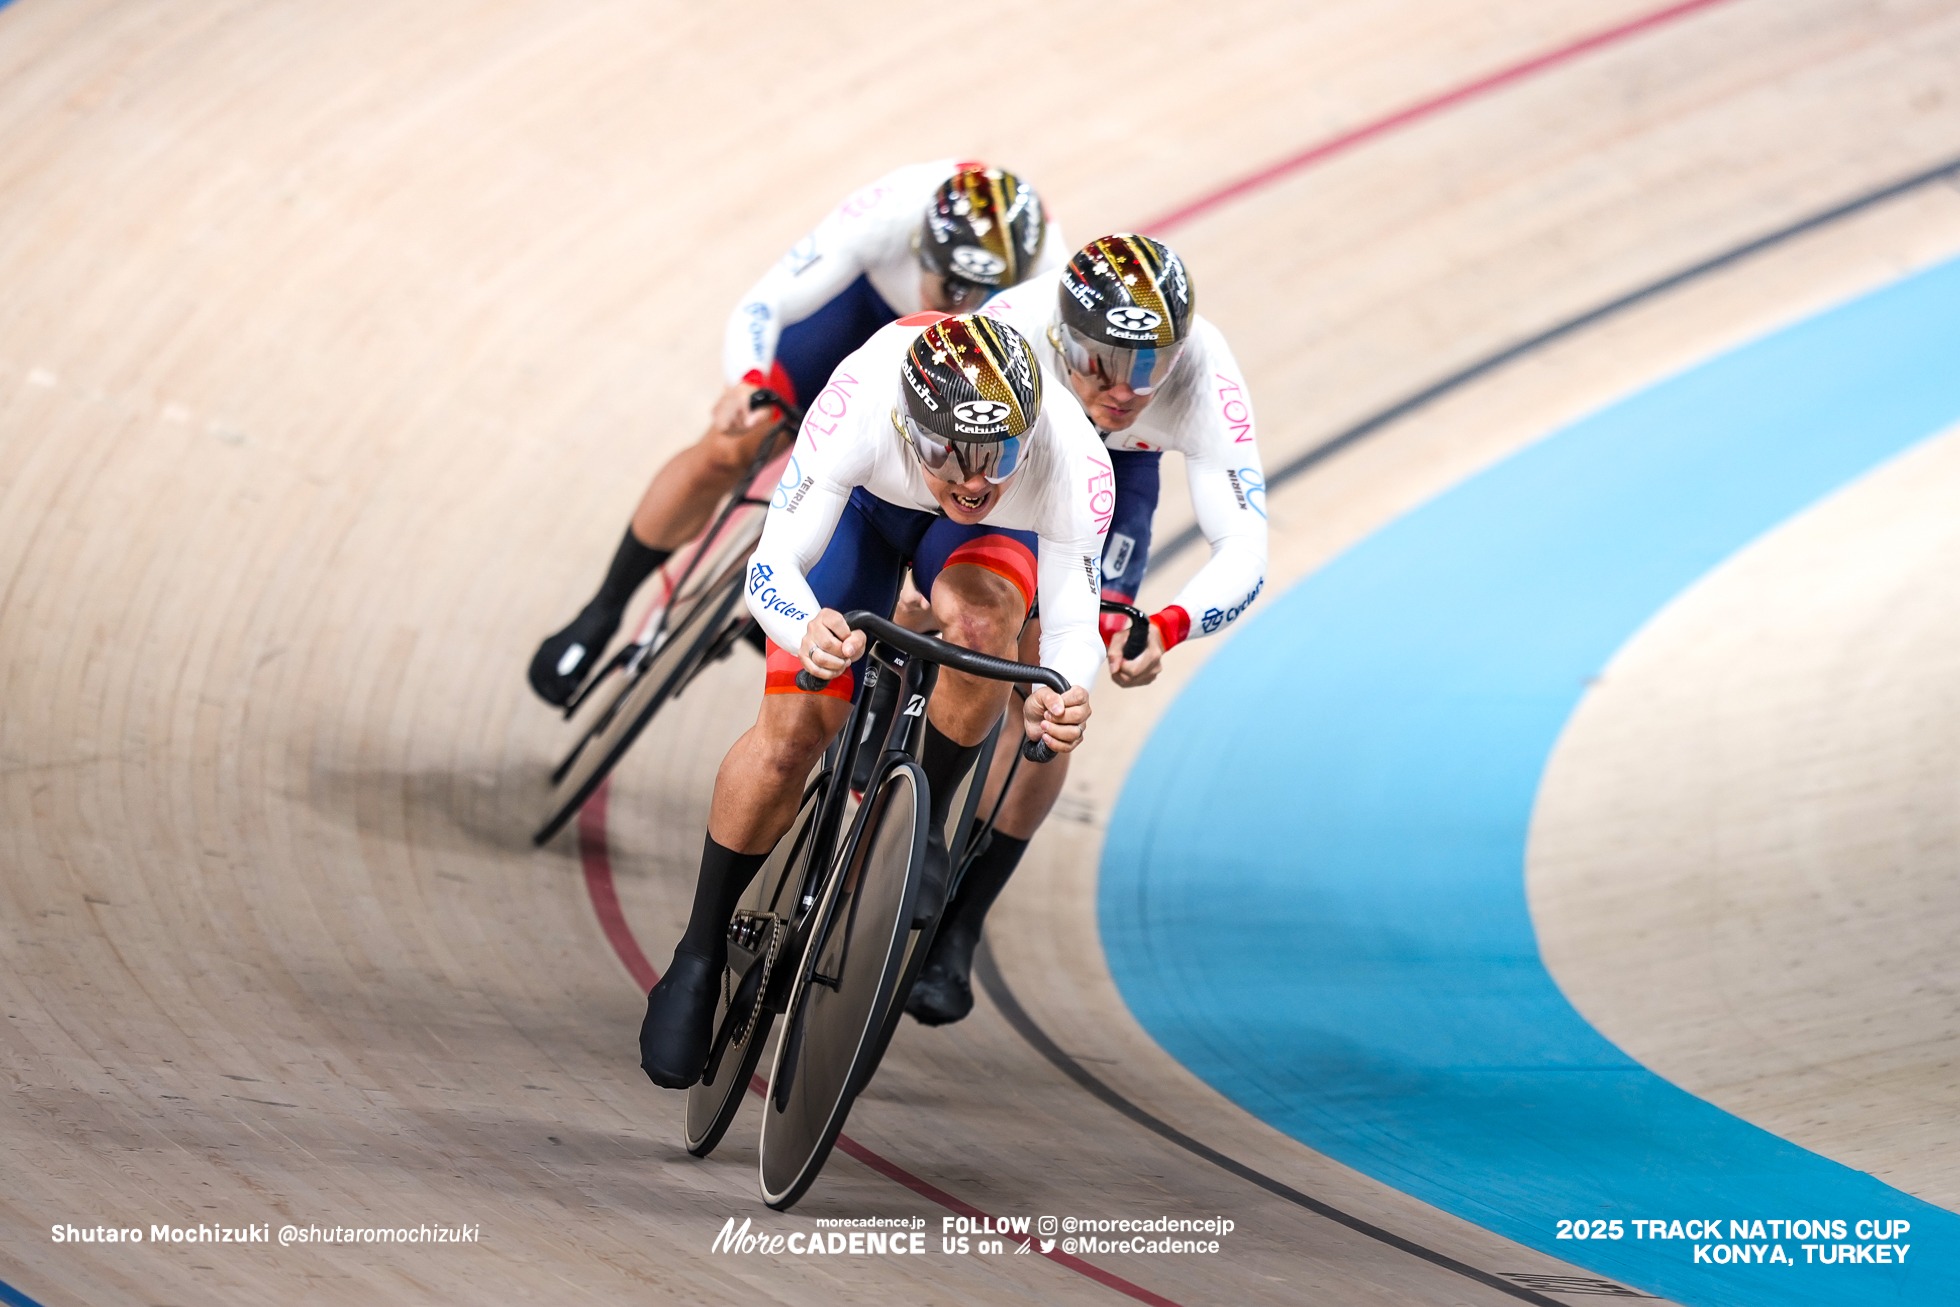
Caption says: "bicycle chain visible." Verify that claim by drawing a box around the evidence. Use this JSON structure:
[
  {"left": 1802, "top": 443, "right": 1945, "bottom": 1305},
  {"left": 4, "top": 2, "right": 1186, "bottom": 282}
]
[{"left": 723, "top": 912, "right": 787, "bottom": 1051}]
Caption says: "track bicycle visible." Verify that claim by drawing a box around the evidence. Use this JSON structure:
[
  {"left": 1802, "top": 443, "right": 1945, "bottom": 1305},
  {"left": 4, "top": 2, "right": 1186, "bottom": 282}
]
[
  {"left": 672, "top": 611, "right": 1070, "bottom": 1209},
  {"left": 532, "top": 392, "right": 801, "bottom": 845},
  {"left": 853, "top": 598, "right": 1149, "bottom": 1064},
  {"left": 682, "top": 602, "right": 1149, "bottom": 1184},
  {"left": 682, "top": 600, "right": 1149, "bottom": 1147}
]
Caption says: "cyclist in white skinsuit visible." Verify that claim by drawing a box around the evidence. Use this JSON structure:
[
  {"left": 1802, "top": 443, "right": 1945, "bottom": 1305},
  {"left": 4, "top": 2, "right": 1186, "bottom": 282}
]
[
  {"left": 722, "top": 160, "right": 1063, "bottom": 398},
  {"left": 637, "top": 312, "right": 1107, "bottom": 1090},
  {"left": 906, "top": 234, "right": 1270, "bottom": 1025},
  {"left": 528, "top": 162, "right": 1066, "bottom": 704},
  {"left": 741, "top": 331, "right": 1111, "bottom": 695}
]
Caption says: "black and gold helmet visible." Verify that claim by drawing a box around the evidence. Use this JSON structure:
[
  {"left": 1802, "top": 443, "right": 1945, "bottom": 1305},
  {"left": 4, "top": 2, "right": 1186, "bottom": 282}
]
[
  {"left": 897, "top": 314, "right": 1042, "bottom": 484},
  {"left": 1054, "top": 234, "right": 1194, "bottom": 393},
  {"left": 916, "top": 165, "right": 1047, "bottom": 294}
]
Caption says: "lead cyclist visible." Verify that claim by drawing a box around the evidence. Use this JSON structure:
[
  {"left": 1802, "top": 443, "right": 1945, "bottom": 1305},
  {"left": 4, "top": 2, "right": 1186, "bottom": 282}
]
[
  {"left": 637, "top": 313, "right": 1110, "bottom": 1090},
  {"left": 527, "top": 162, "right": 1064, "bottom": 705},
  {"left": 905, "top": 234, "right": 1270, "bottom": 1025}
]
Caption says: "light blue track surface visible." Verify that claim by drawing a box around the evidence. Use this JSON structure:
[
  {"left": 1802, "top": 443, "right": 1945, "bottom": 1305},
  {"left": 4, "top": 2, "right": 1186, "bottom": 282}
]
[{"left": 1101, "top": 256, "right": 1960, "bottom": 1305}]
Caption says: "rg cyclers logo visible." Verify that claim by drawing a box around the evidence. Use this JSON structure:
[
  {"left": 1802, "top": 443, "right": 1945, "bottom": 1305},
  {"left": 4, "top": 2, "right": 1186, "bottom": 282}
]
[{"left": 747, "top": 563, "right": 810, "bottom": 624}]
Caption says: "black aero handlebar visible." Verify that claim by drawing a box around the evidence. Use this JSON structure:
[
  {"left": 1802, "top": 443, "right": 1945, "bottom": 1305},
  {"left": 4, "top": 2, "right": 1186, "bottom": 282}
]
[
  {"left": 1103, "top": 599, "right": 1150, "bottom": 661},
  {"left": 748, "top": 387, "right": 804, "bottom": 429},
  {"left": 792, "top": 610, "right": 1071, "bottom": 763}
]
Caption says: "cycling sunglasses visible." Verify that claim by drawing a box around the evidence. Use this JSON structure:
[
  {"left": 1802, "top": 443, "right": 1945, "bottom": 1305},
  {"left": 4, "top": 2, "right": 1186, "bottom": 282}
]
[
  {"left": 1053, "top": 323, "right": 1186, "bottom": 395},
  {"left": 899, "top": 411, "right": 1023, "bottom": 485}
]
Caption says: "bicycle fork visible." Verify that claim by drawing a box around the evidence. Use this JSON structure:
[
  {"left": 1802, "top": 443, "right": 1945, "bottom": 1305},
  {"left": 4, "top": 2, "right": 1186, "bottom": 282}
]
[{"left": 808, "top": 653, "right": 937, "bottom": 991}]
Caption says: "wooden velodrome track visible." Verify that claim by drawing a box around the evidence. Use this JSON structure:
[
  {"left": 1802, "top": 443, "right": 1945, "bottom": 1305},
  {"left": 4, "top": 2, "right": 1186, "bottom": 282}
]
[{"left": 4, "top": 1, "right": 1959, "bottom": 1303}]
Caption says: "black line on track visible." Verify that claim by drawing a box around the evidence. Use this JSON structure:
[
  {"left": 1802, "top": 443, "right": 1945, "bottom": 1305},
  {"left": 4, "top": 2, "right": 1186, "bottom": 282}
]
[
  {"left": 975, "top": 149, "right": 1960, "bottom": 1307},
  {"left": 973, "top": 943, "right": 1567, "bottom": 1306},
  {"left": 1152, "top": 149, "right": 1960, "bottom": 567}
]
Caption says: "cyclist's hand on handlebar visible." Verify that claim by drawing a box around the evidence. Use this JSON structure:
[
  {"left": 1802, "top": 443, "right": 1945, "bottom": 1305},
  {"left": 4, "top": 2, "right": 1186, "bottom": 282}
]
[
  {"left": 799, "top": 608, "right": 866, "bottom": 681},
  {"left": 1023, "top": 684, "right": 1090, "bottom": 755},
  {"left": 711, "top": 383, "right": 773, "bottom": 436},
  {"left": 1107, "top": 622, "right": 1166, "bottom": 688}
]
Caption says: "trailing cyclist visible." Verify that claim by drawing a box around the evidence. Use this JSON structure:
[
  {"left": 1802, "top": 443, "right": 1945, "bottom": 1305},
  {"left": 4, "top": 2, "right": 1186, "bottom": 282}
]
[
  {"left": 906, "top": 233, "right": 1270, "bottom": 1025},
  {"left": 638, "top": 313, "right": 1109, "bottom": 1089},
  {"left": 528, "top": 162, "right": 1062, "bottom": 705}
]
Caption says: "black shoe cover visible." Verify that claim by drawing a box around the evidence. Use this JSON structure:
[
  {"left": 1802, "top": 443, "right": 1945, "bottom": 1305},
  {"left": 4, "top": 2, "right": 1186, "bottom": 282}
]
[
  {"left": 639, "top": 949, "right": 721, "bottom": 1089},
  {"left": 528, "top": 600, "right": 622, "bottom": 706},
  {"left": 904, "top": 955, "right": 975, "bottom": 1026},
  {"left": 912, "top": 824, "right": 950, "bottom": 928}
]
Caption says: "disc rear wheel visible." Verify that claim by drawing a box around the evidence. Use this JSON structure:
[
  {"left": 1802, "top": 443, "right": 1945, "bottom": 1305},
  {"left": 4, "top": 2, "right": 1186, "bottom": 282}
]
[{"left": 869, "top": 715, "right": 1000, "bottom": 1075}]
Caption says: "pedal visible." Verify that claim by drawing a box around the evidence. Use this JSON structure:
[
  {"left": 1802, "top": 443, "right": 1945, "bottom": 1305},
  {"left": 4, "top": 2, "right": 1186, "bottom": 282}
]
[
  {"left": 559, "top": 640, "right": 632, "bottom": 718},
  {"left": 623, "top": 633, "right": 660, "bottom": 675}
]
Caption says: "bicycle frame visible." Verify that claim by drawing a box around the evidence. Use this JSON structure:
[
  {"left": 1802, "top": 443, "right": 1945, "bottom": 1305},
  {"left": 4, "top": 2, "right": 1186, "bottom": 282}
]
[
  {"left": 753, "top": 612, "right": 1064, "bottom": 1207},
  {"left": 748, "top": 623, "right": 1002, "bottom": 1034}
]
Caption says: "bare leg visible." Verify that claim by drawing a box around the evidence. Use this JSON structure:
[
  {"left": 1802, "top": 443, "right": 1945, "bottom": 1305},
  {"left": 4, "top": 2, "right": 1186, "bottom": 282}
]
[
  {"left": 891, "top": 570, "right": 937, "bottom": 632},
  {"left": 629, "top": 415, "right": 779, "bottom": 550},
  {"left": 530, "top": 390, "right": 777, "bottom": 706},
  {"left": 708, "top": 690, "right": 851, "bottom": 853},
  {"left": 990, "top": 747, "right": 1068, "bottom": 839},
  {"left": 923, "top": 564, "right": 1024, "bottom": 744}
]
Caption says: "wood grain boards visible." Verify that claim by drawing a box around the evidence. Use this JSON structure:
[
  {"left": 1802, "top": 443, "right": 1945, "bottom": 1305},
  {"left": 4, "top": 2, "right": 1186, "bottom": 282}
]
[
  {"left": 3, "top": 1, "right": 1959, "bottom": 1303},
  {"left": 1529, "top": 422, "right": 1960, "bottom": 1214}
]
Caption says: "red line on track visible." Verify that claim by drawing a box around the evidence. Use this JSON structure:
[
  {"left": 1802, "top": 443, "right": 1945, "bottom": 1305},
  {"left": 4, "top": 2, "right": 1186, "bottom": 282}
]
[
  {"left": 577, "top": 781, "right": 657, "bottom": 992},
  {"left": 577, "top": 779, "right": 1182, "bottom": 1307},
  {"left": 1144, "top": 0, "right": 1742, "bottom": 235},
  {"left": 576, "top": 4, "right": 1747, "bottom": 1299}
]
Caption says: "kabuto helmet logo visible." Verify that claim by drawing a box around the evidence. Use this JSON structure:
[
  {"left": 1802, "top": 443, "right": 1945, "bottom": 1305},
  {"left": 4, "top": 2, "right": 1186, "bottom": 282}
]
[
  {"left": 1105, "top": 305, "right": 1163, "bottom": 335},
  {"left": 1164, "top": 248, "right": 1190, "bottom": 302},
  {"left": 1015, "top": 193, "right": 1045, "bottom": 252},
  {"left": 952, "top": 246, "right": 1008, "bottom": 279},
  {"left": 954, "top": 399, "right": 1011, "bottom": 430},
  {"left": 1002, "top": 330, "right": 1037, "bottom": 391}
]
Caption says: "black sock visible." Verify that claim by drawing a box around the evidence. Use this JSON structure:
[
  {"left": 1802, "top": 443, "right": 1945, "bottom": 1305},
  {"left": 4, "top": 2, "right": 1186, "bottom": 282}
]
[
  {"left": 676, "top": 833, "right": 769, "bottom": 967},
  {"left": 919, "top": 720, "right": 983, "bottom": 839},
  {"left": 594, "top": 527, "right": 670, "bottom": 610},
  {"left": 939, "top": 827, "right": 1029, "bottom": 954}
]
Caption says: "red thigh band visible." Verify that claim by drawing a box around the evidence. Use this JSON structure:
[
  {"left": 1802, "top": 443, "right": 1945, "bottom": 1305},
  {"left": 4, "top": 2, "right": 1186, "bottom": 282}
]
[
  {"left": 764, "top": 638, "right": 854, "bottom": 701},
  {"left": 939, "top": 534, "right": 1038, "bottom": 611}
]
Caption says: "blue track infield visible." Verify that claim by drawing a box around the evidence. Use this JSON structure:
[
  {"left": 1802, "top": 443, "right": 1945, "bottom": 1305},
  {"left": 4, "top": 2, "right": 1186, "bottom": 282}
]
[{"left": 1101, "top": 256, "right": 1960, "bottom": 1306}]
